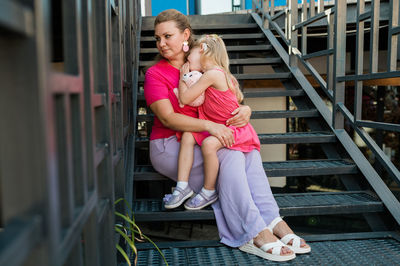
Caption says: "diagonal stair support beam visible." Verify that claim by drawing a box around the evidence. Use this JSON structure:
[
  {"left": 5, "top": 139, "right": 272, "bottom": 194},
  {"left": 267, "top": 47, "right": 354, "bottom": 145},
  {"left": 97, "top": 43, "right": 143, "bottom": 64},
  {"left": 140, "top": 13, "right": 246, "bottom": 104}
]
[
  {"left": 251, "top": 12, "right": 400, "bottom": 225},
  {"left": 285, "top": 92, "right": 388, "bottom": 231},
  {"left": 271, "top": 66, "right": 388, "bottom": 231}
]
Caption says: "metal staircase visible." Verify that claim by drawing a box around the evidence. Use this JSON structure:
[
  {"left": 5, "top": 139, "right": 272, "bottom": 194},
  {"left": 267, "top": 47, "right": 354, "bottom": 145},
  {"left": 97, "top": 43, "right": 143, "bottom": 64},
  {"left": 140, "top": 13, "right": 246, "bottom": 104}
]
[{"left": 131, "top": 7, "right": 400, "bottom": 265}]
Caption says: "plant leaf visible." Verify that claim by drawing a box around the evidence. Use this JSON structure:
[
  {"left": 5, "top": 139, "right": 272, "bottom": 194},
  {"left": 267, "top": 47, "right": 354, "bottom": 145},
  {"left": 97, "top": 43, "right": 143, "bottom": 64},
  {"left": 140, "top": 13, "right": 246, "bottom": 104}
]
[
  {"left": 115, "top": 226, "right": 135, "bottom": 252},
  {"left": 116, "top": 244, "right": 131, "bottom": 266},
  {"left": 131, "top": 229, "right": 168, "bottom": 266},
  {"left": 115, "top": 212, "right": 144, "bottom": 238}
]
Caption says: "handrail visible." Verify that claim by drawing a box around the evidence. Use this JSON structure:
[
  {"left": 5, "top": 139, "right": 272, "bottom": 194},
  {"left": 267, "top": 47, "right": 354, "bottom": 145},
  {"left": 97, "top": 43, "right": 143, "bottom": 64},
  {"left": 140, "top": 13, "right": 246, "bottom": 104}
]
[
  {"left": 337, "top": 103, "right": 400, "bottom": 186},
  {"left": 271, "top": 9, "right": 286, "bottom": 20},
  {"left": 301, "top": 48, "right": 334, "bottom": 60},
  {"left": 292, "top": 7, "right": 335, "bottom": 30},
  {"left": 356, "top": 120, "right": 400, "bottom": 133},
  {"left": 337, "top": 71, "right": 400, "bottom": 82}
]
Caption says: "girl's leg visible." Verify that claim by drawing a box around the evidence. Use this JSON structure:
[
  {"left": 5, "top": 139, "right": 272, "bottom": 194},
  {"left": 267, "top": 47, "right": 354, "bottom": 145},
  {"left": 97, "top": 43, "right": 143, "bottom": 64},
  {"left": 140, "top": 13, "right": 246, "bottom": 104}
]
[
  {"left": 160, "top": 133, "right": 196, "bottom": 209},
  {"left": 149, "top": 136, "right": 204, "bottom": 192},
  {"left": 201, "top": 136, "right": 223, "bottom": 190},
  {"left": 177, "top": 132, "right": 196, "bottom": 182},
  {"left": 184, "top": 136, "right": 222, "bottom": 210}
]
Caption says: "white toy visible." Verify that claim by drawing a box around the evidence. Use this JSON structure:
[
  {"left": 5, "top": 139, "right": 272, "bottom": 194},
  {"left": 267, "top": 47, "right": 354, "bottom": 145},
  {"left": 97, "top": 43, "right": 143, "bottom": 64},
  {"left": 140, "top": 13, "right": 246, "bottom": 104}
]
[{"left": 174, "top": 70, "right": 205, "bottom": 108}]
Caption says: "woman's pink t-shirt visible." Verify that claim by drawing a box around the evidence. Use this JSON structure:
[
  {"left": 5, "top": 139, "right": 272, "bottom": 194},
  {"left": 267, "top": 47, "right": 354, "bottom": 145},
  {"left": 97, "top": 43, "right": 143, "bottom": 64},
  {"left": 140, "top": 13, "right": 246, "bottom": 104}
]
[{"left": 144, "top": 59, "right": 198, "bottom": 140}]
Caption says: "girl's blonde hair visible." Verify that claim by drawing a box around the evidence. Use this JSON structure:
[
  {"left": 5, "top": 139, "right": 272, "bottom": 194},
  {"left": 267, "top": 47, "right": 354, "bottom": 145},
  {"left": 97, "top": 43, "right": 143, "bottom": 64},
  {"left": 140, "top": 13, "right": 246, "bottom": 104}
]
[{"left": 198, "top": 34, "right": 244, "bottom": 103}]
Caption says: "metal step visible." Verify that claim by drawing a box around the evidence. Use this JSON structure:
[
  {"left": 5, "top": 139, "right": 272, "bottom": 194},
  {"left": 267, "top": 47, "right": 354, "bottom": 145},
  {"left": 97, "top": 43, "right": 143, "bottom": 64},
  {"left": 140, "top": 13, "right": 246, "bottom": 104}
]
[
  {"left": 133, "top": 191, "right": 383, "bottom": 222},
  {"left": 264, "top": 159, "right": 358, "bottom": 177},
  {"left": 139, "top": 57, "right": 282, "bottom": 67},
  {"left": 140, "top": 33, "right": 266, "bottom": 42},
  {"left": 141, "top": 23, "right": 259, "bottom": 31},
  {"left": 243, "top": 89, "right": 304, "bottom": 97},
  {"left": 135, "top": 132, "right": 336, "bottom": 147},
  {"left": 135, "top": 232, "right": 400, "bottom": 265},
  {"left": 140, "top": 44, "right": 272, "bottom": 54},
  {"left": 136, "top": 109, "right": 318, "bottom": 122},
  {"left": 230, "top": 57, "right": 282, "bottom": 65},
  {"left": 133, "top": 159, "right": 357, "bottom": 181},
  {"left": 234, "top": 72, "right": 291, "bottom": 80},
  {"left": 191, "top": 23, "right": 259, "bottom": 30},
  {"left": 258, "top": 132, "right": 336, "bottom": 144},
  {"left": 251, "top": 109, "right": 319, "bottom": 119}
]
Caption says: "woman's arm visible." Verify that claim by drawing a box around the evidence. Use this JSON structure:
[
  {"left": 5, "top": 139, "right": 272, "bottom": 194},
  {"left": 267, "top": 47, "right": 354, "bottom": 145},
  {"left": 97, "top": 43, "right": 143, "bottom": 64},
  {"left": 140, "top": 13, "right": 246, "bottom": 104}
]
[
  {"left": 150, "top": 99, "right": 235, "bottom": 147},
  {"left": 226, "top": 105, "right": 252, "bottom": 127}
]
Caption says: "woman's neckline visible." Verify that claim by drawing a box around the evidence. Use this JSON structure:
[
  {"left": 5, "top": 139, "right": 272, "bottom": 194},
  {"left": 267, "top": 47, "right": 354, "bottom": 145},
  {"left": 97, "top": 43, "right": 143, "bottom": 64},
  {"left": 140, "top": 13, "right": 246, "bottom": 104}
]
[{"left": 163, "top": 59, "right": 184, "bottom": 70}]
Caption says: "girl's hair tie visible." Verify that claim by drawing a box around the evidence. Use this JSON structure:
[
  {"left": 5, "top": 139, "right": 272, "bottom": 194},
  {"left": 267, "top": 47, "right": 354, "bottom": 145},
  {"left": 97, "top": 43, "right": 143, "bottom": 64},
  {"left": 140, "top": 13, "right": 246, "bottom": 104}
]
[{"left": 201, "top": 42, "right": 208, "bottom": 51}]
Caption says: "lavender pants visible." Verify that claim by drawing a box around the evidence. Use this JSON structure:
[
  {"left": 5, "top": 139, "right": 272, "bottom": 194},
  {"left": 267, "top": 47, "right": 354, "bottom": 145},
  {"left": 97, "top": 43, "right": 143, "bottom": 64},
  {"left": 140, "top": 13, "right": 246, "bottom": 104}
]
[{"left": 150, "top": 136, "right": 280, "bottom": 247}]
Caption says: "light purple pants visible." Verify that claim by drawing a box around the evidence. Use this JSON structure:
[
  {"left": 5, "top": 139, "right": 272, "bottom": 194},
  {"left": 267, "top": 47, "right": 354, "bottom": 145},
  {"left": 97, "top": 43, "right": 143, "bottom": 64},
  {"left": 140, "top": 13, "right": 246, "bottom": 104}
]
[{"left": 149, "top": 136, "right": 280, "bottom": 247}]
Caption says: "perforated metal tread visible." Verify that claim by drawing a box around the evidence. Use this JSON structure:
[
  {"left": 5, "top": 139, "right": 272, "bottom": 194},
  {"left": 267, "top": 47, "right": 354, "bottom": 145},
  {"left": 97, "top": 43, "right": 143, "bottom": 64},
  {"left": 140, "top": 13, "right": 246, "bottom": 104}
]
[
  {"left": 251, "top": 109, "right": 318, "bottom": 119},
  {"left": 234, "top": 72, "right": 291, "bottom": 80},
  {"left": 134, "top": 159, "right": 357, "bottom": 181},
  {"left": 243, "top": 89, "right": 304, "bottom": 97},
  {"left": 258, "top": 132, "right": 336, "bottom": 144},
  {"left": 134, "top": 233, "right": 400, "bottom": 265},
  {"left": 141, "top": 23, "right": 259, "bottom": 31},
  {"left": 263, "top": 159, "right": 358, "bottom": 177},
  {"left": 133, "top": 192, "right": 383, "bottom": 222}
]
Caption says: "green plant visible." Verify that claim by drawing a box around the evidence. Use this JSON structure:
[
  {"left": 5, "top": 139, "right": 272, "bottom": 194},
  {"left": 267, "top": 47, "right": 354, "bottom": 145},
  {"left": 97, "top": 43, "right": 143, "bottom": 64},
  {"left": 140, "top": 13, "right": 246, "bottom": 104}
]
[{"left": 115, "top": 198, "right": 168, "bottom": 266}]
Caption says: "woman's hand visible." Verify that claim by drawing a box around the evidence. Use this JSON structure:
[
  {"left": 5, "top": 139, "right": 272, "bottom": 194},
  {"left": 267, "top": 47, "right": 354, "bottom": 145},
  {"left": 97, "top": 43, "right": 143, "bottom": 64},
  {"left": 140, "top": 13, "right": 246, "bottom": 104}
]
[
  {"left": 180, "top": 62, "right": 190, "bottom": 79},
  {"left": 226, "top": 105, "right": 251, "bottom": 127},
  {"left": 207, "top": 122, "right": 235, "bottom": 147}
]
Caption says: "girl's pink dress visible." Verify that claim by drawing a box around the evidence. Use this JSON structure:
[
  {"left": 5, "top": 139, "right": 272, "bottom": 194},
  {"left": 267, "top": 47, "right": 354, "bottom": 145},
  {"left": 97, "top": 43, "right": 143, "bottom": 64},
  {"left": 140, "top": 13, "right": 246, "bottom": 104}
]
[{"left": 194, "top": 83, "right": 260, "bottom": 152}]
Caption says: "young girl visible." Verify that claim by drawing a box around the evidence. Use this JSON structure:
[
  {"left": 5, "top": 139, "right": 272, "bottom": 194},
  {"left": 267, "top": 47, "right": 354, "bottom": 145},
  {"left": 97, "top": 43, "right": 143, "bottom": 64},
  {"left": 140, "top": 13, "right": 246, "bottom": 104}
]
[
  {"left": 162, "top": 41, "right": 206, "bottom": 209},
  {"left": 164, "top": 34, "right": 260, "bottom": 210}
]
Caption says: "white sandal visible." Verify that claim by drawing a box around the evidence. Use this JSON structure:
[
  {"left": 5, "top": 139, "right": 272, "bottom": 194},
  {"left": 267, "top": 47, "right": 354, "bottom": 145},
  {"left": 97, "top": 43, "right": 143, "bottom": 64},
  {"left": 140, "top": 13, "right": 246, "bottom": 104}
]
[
  {"left": 239, "top": 239, "right": 296, "bottom": 262},
  {"left": 267, "top": 217, "right": 311, "bottom": 254}
]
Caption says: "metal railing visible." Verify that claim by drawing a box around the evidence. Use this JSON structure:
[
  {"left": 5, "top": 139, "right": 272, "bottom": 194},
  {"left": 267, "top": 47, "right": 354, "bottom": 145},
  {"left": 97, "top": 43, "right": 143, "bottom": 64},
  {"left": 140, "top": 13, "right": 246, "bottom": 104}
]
[{"left": 252, "top": 0, "right": 400, "bottom": 223}]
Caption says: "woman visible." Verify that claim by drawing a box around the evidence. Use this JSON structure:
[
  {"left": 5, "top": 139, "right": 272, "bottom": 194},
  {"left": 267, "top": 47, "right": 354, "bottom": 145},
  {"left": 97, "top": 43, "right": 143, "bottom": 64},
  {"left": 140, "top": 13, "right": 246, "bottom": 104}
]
[{"left": 144, "top": 9, "right": 310, "bottom": 261}]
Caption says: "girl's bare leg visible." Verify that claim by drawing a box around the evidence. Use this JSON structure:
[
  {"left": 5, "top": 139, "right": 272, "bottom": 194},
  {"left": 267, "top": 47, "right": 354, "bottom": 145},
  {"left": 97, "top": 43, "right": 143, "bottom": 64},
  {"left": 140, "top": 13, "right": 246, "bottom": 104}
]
[
  {"left": 177, "top": 132, "right": 196, "bottom": 182},
  {"left": 165, "top": 132, "right": 196, "bottom": 208},
  {"left": 201, "top": 136, "right": 224, "bottom": 190}
]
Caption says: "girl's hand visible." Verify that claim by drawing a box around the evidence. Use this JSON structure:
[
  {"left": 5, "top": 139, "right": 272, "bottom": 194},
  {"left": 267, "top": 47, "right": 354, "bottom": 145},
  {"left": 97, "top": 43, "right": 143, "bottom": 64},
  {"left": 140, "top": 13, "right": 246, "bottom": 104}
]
[
  {"left": 207, "top": 122, "right": 235, "bottom": 147},
  {"left": 180, "top": 62, "right": 190, "bottom": 79},
  {"left": 226, "top": 105, "right": 251, "bottom": 127}
]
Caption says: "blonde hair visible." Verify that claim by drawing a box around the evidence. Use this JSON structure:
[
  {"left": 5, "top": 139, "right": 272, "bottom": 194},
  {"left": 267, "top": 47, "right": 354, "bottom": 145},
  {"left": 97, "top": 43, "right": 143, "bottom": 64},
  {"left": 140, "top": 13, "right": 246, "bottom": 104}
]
[{"left": 198, "top": 34, "right": 244, "bottom": 103}]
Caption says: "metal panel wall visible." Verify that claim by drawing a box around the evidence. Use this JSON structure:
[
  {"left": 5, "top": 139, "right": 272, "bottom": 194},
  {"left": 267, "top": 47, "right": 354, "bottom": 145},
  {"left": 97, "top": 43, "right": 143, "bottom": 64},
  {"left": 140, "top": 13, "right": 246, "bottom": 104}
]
[{"left": 0, "top": 0, "right": 139, "bottom": 265}]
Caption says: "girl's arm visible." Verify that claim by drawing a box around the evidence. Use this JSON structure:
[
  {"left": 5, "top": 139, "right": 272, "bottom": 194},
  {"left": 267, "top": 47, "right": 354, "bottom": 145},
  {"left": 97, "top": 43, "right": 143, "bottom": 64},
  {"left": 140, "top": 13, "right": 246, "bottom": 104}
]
[
  {"left": 150, "top": 99, "right": 235, "bottom": 147},
  {"left": 179, "top": 64, "right": 215, "bottom": 105}
]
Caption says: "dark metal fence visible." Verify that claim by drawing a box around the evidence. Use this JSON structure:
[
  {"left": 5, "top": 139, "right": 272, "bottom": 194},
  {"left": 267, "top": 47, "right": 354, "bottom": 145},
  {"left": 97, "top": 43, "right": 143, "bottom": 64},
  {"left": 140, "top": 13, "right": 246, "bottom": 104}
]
[
  {"left": 252, "top": 0, "right": 400, "bottom": 223},
  {"left": 0, "top": 0, "right": 140, "bottom": 265}
]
